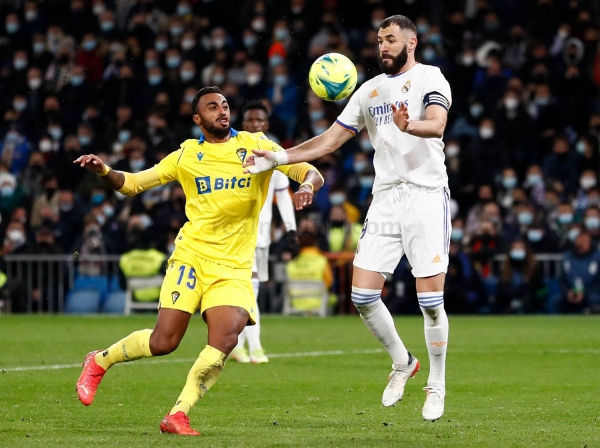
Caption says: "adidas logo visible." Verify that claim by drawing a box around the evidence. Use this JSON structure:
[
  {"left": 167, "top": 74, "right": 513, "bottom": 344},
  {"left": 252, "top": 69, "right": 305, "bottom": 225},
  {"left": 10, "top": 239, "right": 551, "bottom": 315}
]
[
  {"left": 370, "top": 89, "right": 379, "bottom": 98},
  {"left": 431, "top": 254, "right": 441, "bottom": 263}
]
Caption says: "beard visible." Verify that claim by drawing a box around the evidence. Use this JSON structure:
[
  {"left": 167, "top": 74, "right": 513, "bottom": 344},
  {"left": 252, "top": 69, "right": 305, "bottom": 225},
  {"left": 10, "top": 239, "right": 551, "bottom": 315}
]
[
  {"left": 202, "top": 119, "right": 230, "bottom": 139},
  {"left": 378, "top": 43, "right": 408, "bottom": 75}
]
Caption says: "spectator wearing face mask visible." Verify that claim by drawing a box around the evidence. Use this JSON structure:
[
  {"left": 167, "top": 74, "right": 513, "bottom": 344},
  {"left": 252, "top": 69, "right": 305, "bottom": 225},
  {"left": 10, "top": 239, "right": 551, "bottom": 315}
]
[
  {"left": 572, "top": 169, "right": 598, "bottom": 215},
  {"left": 582, "top": 205, "right": 600, "bottom": 247},
  {"left": 29, "top": 172, "right": 60, "bottom": 228},
  {"left": 466, "top": 117, "right": 509, "bottom": 187},
  {"left": 327, "top": 205, "right": 362, "bottom": 253},
  {"left": 524, "top": 220, "right": 560, "bottom": 254},
  {"left": 327, "top": 184, "right": 360, "bottom": 224},
  {"left": 542, "top": 135, "right": 581, "bottom": 196},
  {"left": 496, "top": 239, "right": 545, "bottom": 314},
  {"left": 0, "top": 126, "right": 31, "bottom": 176},
  {"left": 239, "top": 62, "right": 267, "bottom": 102},
  {"left": 56, "top": 189, "right": 84, "bottom": 252},
  {"left": 558, "top": 231, "right": 600, "bottom": 314},
  {"left": 1, "top": 221, "right": 28, "bottom": 256}
]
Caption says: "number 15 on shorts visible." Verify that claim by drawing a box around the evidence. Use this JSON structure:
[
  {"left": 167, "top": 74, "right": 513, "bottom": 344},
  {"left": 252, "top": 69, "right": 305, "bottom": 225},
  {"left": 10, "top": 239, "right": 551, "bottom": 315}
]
[{"left": 174, "top": 264, "right": 197, "bottom": 290}]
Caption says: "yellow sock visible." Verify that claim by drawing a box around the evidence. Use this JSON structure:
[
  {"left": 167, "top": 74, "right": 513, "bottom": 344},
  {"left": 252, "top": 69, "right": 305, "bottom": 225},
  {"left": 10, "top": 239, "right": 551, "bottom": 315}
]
[
  {"left": 169, "top": 345, "right": 227, "bottom": 415},
  {"left": 94, "top": 329, "right": 153, "bottom": 370}
]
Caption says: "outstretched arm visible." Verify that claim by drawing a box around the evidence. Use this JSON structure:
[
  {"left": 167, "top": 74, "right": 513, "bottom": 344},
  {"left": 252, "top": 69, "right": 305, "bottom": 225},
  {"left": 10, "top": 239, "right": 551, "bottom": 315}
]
[
  {"left": 243, "top": 123, "right": 354, "bottom": 174},
  {"left": 74, "top": 154, "right": 163, "bottom": 196}
]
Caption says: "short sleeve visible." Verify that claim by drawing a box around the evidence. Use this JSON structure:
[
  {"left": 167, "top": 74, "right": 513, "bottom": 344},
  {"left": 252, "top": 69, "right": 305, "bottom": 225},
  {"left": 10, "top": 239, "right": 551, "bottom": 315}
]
[
  {"left": 336, "top": 89, "right": 365, "bottom": 135},
  {"left": 422, "top": 68, "right": 452, "bottom": 112},
  {"left": 272, "top": 170, "right": 290, "bottom": 190},
  {"left": 154, "top": 145, "right": 183, "bottom": 184}
]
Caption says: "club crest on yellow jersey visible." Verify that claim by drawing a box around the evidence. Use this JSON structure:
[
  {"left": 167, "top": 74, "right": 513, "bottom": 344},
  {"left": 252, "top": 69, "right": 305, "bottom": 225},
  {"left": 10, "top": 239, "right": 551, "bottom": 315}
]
[{"left": 236, "top": 148, "right": 247, "bottom": 163}]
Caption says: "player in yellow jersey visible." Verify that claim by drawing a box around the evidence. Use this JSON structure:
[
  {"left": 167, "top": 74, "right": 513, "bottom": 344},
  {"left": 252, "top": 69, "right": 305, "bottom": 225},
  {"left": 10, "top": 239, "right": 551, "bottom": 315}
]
[{"left": 74, "top": 86, "right": 323, "bottom": 436}]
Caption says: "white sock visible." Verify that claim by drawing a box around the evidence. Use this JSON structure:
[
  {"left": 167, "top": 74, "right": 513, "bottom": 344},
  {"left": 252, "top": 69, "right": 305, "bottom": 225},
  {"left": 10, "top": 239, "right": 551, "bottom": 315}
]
[
  {"left": 246, "top": 278, "right": 263, "bottom": 353},
  {"left": 351, "top": 286, "right": 409, "bottom": 368},
  {"left": 417, "top": 291, "right": 448, "bottom": 390}
]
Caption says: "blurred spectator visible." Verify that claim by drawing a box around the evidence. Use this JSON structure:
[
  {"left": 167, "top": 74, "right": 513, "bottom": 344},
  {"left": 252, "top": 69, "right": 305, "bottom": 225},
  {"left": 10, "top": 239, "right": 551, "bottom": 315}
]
[
  {"left": 30, "top": 173, "right": 60, "bottom": 228},
  {"left": 542, "top": 135, "right": 580, "bottom": 196},
  {"left": 0, "top": 126, "right": 31, "bottom": 175},
  {"left": 0, "top": 169, "right": 26, "bottom": 220},
  {"left": 496, "top": 239, "right": 545, "bottom": 313},
  {"left": 558, "top": 231, "right": 600, "bottom": 313},
  {"left": 327, "top": 205, "right": 362, "bottom": 253}
]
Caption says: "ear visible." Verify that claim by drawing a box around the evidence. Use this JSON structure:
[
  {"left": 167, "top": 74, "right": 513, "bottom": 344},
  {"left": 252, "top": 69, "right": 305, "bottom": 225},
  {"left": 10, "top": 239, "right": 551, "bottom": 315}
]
[
  {"left": 408, "top": 36, "right": 418, "bottom": 53},
  {"left": 192, "top": 114, "right": 202, "bottom": 127}
]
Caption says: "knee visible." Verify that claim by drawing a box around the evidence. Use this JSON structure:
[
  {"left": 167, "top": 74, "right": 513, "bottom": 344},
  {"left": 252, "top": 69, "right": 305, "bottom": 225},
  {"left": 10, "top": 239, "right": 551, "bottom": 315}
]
[{"left": 149, "top": 331, "right": 181, "bottom": 356}]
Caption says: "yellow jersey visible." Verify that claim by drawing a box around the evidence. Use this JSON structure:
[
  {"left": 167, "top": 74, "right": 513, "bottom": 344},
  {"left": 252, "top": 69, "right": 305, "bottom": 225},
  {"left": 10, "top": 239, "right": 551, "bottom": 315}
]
[{"left": 117, "top": 129, "right": 319, "bottom": 269}]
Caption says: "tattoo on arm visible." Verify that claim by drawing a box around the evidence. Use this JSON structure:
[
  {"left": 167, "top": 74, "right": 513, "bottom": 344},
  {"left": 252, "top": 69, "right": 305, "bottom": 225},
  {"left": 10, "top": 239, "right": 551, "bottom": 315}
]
[{"left": 101, "top": 170, "right": 125, "bottom": 191}]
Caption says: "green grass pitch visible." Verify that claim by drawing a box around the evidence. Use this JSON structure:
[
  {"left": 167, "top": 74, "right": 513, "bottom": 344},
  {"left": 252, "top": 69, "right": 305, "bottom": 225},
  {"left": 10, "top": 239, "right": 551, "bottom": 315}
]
[{"left": 1, "top": 315, "right": 599, "bottom": 447}]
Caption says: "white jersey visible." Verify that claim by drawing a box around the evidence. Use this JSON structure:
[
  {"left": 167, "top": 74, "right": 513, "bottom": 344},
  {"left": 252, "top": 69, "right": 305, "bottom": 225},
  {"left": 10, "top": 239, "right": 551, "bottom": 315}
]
[
  {"left": 256, "top": 170, "right": 291, "bottom": 248},
  {"left": 337, "top": 63, "right": 452, "bottom": 194}
]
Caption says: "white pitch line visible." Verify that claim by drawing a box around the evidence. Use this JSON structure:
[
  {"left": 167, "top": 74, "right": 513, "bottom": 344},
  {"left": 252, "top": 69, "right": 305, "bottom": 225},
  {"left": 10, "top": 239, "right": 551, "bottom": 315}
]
[{"left": 1, "top": 348, "right": 386, "bottom": 373}]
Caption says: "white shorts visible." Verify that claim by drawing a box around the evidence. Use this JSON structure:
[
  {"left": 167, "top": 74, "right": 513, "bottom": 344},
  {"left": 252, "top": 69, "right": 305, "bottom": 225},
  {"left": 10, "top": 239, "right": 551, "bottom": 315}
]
[
  {"left": 252, "top": 246, "right": 270, "bottom": 282},
  {"left": 353, "top": 184, "right": 451, "bottom": 278}
]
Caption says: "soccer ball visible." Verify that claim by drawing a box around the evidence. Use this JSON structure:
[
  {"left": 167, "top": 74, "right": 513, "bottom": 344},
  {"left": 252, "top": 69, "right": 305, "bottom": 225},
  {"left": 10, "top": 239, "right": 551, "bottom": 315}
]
[{"left": 308, "top": 53, "right": 357, "bottom": 102}]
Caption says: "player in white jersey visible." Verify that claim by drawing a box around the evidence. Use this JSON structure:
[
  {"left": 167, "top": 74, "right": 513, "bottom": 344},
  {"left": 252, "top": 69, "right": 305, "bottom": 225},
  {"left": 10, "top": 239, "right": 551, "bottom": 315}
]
[
  {"left": 244, "top": 15, "right": 451, "bottom": 421},
  {"left": 231, "top": 101, "right": 298, "bottom": 364}
]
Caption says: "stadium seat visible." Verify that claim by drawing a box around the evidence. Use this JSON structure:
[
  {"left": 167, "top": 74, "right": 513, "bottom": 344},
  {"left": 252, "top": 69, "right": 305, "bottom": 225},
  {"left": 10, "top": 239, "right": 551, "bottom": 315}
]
[
  {"left": 65, "top": 290, "right": 101, "bottom": 314},
  {"left": 108, "top": 276, "right": 121, "bottom": 292},
  {"left": 125, "top": 276, "right": 164, "bottom": 315},
  {"left": 283, "top": 280, "right": 330, "bottom": 317},
  {"left": 103, "top": 290, "right": 126, "bottom": 314},
  {"left": 73, "top": 276, "right": 109, "bottom": 295}
]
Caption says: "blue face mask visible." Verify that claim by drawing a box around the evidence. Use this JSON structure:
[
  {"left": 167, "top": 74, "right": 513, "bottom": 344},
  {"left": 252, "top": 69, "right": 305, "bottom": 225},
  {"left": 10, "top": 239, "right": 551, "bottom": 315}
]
[
  {"left": 6, "top": 132, "right": 19, "bottom": 144},
  {"left": 118, "top": 130, "right": 131, "bottom": 143},
  {"left": 451, "top": 228, "right": 464, "bottom": 241},
  {"left": 274, "top": 28, "right": 288, "bottom": 40},
  {"left": 517, "top": 211, "right": 534, "bottom": 226},
  {"left": 100, "top": 21, "right": 114, "bottom": 32},
  {"left": 13, "top": 100, "right": 27, "bottom": 111},
  {"left": 527, "top": 174, "right": 542, "bottom": 185},
  {"left": 568, "top": 228, "right": 580, "bottom": 242},
  {"left": 585, "top": 216, "right": 600, "bottom": 230},
  {"left": 359, "top": 176, "right": 375, "bottom": 189},
  {"left": 148, "top": 75, "right": 162, "bottom": 86},
  {"left": 273, "top": 74, "right": 288, "bottom": 86},
  {"left": 6, "top": 22, "right": 19, "bottom": 34},
  {"left": 329, "top": 193, "right": 345, "bottom": 205},
  {"left": 14, "top": 59, "right": 28, "bottom": 70},
  {"left": 527, "top": 229, "right": 543, "bottom": 242},
  {"left": 309, "top": 110, "right": 324, "bottom": 121},
  {"left": 130, "top": 159, "right": 145, "bottom": 172},
  {"left": 78, "top": 135, "right": 91, "bottom": 146},
  {"left": 91, "top": 193, "right": 105, "bottom": 205},
  {"left": 155, "top": 41, "right": 168, "bottom": 52},
  {"left": 243, "top": 36, "right": 257, "bottom": 47},
  {"left": 313, "top": 126, "right": 328, "bottom": 135},
  {"left": 145, "top": 59, "right": 158, "bottom": 69},
  {"left": 558, "top": 213, "right": 573, "bottom": 225},
  {"left": 510, "top": 249, "right": 526, "bottom": 261},
  {"left": 166, "top": 56, "right": 181, "bottom": 68},
  {"left": 576, "top": 141, "right": 587, "bottom": 154},
  {"left": 353, "top": 161, "right": 367, "bottom": 173},
  {"left": 470, "top": 104, "right": 484, "bottom": 118},
  {"left": 428, "top": 34, "right": 442, "bottom": 44},
  {"left": 48, "top": 128, "right": 62, "bottom": 140},
  {"left": 360, "top": 139, "right": 373, "bottom": 152},
  {"left": 186, "top": 94, "right": 195, "bottom": 103},
  {"left": 191, "top": 125, "right": 202, "bottom": 138},
  {"left": 270, "top": 55, "right": 284, "bottom": 67},
  {"left": 422, "top": 48, "right": 436, "bottom": 62},
  {"left": 170, "top": 26, "right": 184, "bottom": 36},
  {"left": 502, "top": 177, "right": 517, "bottom": 189},
  {"left": 71, "top": 75, "right": 84, "bottom": 86},
  {"left": 103, "top": 205, "right": 114, "bottom": 217},
  {"left": 83, "top": 40, "right": 97, "bottom": 51},
  {"left": 417, "top": 24, "right": 430, "bottom": 35},
  {"left": 180, "top": 70, "right": 195, "bottom": 82},
  {"left": 177, "top": 5, "right": 191, "bottom": 15},
  {"left": 33, "top": 42, "right": 45, "bottom": 53}
]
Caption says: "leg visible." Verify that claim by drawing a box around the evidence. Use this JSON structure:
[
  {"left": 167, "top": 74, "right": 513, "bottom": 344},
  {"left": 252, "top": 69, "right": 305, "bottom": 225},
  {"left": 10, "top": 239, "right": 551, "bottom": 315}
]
[
  {"left": 352, "top": 266, "right": 419, "bottom": 407},
  {"left": 77, "top": 308, "right": 191, "bottom": 406},
  {"left": 232, "top": 276, "right": 261, "bottom": 363},
  {"left": 167, "top": 306, "right": 248, "bottom": 417},
  {"left": 416, "top": 273, "right": 448, "bottom": 421}
]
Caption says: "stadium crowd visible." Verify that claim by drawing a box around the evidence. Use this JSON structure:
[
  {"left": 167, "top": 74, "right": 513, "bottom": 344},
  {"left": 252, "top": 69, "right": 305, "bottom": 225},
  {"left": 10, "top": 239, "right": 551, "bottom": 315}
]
[{"left": 1, "top": 0, "right": 600, "bottom": 314}]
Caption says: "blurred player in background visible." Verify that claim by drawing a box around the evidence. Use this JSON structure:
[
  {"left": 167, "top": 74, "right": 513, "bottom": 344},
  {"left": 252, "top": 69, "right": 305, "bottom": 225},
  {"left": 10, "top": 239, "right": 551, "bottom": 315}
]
[
  {"left": 230, "top": 101, "right": 298, "bottom": 364},
  {"left": 75, "top": 87, "right": 323, "bottom": 436},
  {"left": 244, "top": 15, "right": 452, "bottom": 421}
]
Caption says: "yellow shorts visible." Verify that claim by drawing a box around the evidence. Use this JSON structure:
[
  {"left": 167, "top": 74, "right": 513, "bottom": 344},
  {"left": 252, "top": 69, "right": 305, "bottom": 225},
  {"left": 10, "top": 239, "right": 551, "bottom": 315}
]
[{"left": 159, "top": 245, "right": 257, "bottom": 324}]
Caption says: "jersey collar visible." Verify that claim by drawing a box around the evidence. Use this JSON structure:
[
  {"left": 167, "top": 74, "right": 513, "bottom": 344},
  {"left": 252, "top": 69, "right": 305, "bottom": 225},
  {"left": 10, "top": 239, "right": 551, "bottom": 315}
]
[{"left": 198, "top": 127, "right": 238, "bottom": 143}]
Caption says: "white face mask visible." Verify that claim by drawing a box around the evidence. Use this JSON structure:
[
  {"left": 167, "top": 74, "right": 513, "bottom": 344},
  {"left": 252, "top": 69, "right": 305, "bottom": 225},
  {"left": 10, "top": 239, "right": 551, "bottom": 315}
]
[
  {"left": 504, "top": 98, "right": 518, "bottom": 111},
  {"left": 28, "top": 77, "right": 42, "bottom": 89},
  {"left": 445, "top": 144, "right": 459, "bottom": 158},
  {"left": 7, "top": 229, "right": 26, "bottom": 245},
  {"left": 479, "top": 127, "right": 494, "bottom": 139},
  {"left": 581, "top": 177, "right": 596, "bottom": 190},
  {"left": 246, "top": 73, "right": 261, "bottom": 86}
]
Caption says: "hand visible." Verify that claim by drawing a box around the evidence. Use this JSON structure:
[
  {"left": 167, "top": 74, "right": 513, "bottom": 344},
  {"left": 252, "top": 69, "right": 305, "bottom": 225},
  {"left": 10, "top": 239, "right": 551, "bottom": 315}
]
[
  {"left": 242, "top": 149, "right": 288, "bottom": 174},
  {"left": 73, "top": 154, "right": 106, "bottom": 174},
  {"left": 390, "top": 102, "right": 410, "bottom": 132},
  {"left": 293, "top": 184, "right": 314, "bottom": 210}
]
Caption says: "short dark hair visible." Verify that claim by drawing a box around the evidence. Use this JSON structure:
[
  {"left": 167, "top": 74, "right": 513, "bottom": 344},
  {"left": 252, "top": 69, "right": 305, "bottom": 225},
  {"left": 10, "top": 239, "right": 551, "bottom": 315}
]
[
  {"left": 242, "top": 100, "right": 269, "bottom": 117},
  {"left": 379, "top": 15, "right": 417, "bottom": 35},
  {"left": 191, "top": 86, "right": 223, "bottom": 115}
]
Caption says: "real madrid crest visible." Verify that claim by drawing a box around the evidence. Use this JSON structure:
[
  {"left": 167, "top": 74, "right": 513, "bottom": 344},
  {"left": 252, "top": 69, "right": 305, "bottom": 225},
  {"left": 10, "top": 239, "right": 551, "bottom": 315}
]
[
  {"left": 236, "top": 148, "right": 247, "bottom": 163},
  {"left": 402, "top": 80, "right": 411, "bottom": 93}
]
